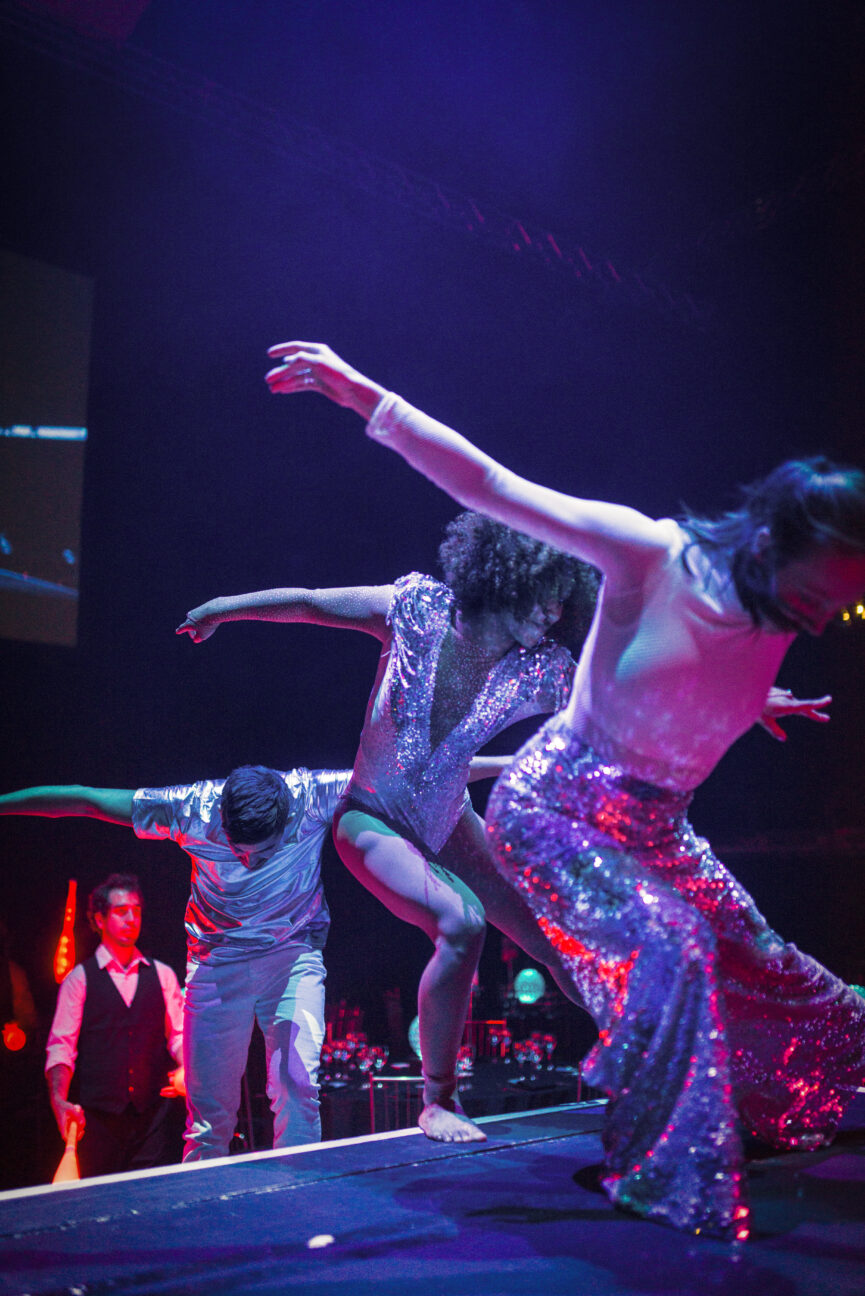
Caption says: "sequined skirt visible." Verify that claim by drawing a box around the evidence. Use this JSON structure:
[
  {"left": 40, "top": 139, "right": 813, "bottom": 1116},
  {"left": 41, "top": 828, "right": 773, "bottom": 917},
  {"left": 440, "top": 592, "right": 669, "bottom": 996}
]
[{"left": 486, "top": 714, "right": 865, "bottom": 1237}]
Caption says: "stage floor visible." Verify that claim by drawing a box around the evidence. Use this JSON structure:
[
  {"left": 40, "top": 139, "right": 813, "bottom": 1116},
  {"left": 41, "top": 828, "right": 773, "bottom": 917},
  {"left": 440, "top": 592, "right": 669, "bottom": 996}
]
[{"left": 2, "top": 1099, "right": 864, "bottom": 1296}]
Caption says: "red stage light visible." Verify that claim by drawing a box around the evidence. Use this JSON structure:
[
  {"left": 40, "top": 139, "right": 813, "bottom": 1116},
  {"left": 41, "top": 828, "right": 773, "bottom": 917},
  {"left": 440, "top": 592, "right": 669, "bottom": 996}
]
[
  {"left": 53, "top": 878, "right": 78, "bottom": 983},
  {"left": 2, "top": 1021, "right": 26, "bottom": 1051}
]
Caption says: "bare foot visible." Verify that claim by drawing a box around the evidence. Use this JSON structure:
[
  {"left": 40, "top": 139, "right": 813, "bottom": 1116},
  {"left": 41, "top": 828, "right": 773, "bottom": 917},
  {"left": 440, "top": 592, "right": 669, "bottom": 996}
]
[{"left": 419, "top": 1102, "right": 487, "bottom": 1143}]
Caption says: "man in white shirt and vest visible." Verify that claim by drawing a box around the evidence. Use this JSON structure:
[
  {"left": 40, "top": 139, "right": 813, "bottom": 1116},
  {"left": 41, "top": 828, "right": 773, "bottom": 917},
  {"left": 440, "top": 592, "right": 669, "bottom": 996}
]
[{"left": 45, "top": 872, "right": 185, "bottom": 1179}]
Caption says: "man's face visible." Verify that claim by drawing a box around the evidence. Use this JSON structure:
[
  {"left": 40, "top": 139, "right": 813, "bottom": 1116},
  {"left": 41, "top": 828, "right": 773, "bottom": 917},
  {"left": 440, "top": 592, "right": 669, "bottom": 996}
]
[
  {"left": 227, "top": 832, "right": 283, "bottom": 870},
  {"left": 96, "top": 889, "right": 142, "bottom": 949}
]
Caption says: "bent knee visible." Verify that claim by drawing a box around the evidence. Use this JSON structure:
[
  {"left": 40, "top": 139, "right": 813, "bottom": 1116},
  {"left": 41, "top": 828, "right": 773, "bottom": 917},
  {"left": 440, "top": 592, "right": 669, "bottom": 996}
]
[{"left": 438, "top": 907, "right": 486, "bottom": 954}]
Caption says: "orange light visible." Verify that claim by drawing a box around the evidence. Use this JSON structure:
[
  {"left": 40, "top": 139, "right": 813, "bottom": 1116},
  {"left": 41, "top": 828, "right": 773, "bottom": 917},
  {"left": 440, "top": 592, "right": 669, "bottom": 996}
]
[{"left": 53, "top": 879, "right": 78, "bottom": 983}]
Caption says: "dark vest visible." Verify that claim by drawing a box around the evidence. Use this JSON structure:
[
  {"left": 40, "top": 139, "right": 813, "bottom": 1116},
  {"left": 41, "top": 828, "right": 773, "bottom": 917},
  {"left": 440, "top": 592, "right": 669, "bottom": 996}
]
[{"left": 76, "top": 955, "right": 172, "bottom": 1114}]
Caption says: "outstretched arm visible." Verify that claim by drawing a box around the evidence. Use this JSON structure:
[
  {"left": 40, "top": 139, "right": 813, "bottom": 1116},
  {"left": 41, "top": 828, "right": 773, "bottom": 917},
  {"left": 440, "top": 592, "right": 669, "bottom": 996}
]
[
  {"left": 0, "top": 786, "right": 135, "bottom": 824},
  {"left": 265, "top": 342, "right": 667, "bottom": 587},
  {"left": 467, "top": 755, "right": 512, "bottom": 783},
  {"left": 176, "top": 584, "right": 394, "bottom": 644}
]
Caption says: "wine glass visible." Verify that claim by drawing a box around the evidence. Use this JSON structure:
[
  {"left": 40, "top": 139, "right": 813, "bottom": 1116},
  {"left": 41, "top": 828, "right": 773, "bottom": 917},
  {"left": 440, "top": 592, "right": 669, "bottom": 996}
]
[
  {"left": 319, "top": 1041, "right": 333, "bottom": 1086},
  {"left": 456, "top": 1043, "right": 474, "bottom": 1077}
]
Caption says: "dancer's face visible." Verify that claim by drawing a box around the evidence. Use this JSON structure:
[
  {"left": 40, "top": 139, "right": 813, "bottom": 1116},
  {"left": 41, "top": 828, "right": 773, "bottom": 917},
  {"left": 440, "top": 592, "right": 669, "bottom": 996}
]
[
  {"left": 773, "top": 546, "right": 865, "bottom": 635},
  {"left": 500, "top": 589, "right": 567, "bottom": 649}
]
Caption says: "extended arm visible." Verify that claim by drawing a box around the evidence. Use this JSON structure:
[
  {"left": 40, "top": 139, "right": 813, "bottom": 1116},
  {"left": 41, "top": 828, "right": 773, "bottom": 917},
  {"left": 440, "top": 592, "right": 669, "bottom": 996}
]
[
  {"left": 265, "top": 342, "right": 667, "bottom": 587},
  {"left": 0, "top": 786, "right": 135, "bottom": 825},
  {"left": 467, "top": 755, "right": 513, "bottom": 783},
  {"left": 176, "top": 584, "right": 394, "bottom": 643}
]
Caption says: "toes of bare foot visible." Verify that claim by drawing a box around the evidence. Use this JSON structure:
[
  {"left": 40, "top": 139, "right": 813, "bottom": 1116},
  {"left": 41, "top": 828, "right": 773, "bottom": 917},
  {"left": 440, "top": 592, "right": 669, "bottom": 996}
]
[{"left": 419, "top": 1103, "right": 487, "bottom": 1143}]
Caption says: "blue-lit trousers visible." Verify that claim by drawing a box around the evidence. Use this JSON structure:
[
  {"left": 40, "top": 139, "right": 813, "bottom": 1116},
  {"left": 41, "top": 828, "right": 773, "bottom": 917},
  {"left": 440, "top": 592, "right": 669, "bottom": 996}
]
[{"left": 182, "top": 940, "right": 325, "bottom": 1159}]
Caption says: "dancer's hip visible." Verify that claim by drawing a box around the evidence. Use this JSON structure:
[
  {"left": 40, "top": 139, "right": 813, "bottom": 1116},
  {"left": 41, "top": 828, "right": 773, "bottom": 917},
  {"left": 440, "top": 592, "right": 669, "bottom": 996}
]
[{"left": 489, "top": 713, "right": 694, "bottom": 854}]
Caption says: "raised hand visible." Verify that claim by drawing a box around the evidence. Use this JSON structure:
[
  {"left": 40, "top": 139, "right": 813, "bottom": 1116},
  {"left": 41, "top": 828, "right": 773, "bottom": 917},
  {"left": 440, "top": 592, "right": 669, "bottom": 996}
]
[
  {"left": 265, "top": 341, "right": 385, "bottom": 419},
  {"left": 758, "top": 686, "right": 832, "bottom": 742}
]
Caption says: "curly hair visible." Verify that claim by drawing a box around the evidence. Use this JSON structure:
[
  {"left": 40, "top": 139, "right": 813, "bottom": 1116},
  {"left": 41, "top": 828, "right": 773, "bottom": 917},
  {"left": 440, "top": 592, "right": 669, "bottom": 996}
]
[
  {"left": 438, "top": 511, "right": 599, "bottom": 651},
  {"left": 220, "top": 765, "right": 290, "bottom": 846},
  {"left": 681, "top": 456, "right": 865, "bottom": 630},
  {"left": 87, "top": 873, "right": 141, "bottom": 932},
  {"left": 546, "top": 564, "right": 602, "bottom": 658}
]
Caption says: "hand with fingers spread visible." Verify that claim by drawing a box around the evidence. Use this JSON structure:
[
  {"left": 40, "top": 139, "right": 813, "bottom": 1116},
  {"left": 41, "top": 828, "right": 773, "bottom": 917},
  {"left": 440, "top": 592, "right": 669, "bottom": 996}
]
[
  {"left": 265, "top": 341, "right": 386, "bottom": 420},
  {"left": 758, "top": 686, "right": 832, "bottom": 742}
]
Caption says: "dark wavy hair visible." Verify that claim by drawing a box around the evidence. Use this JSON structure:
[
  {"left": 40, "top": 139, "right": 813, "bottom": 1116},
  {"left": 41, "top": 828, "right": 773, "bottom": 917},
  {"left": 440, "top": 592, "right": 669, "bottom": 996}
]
[
  {"left": 681, "top": 456, "right": 865, "bottom": 630},
  {"left": 220, "top": 765, "right": 290, "bottom": 845},
  {"left": 87, "top": 873, "right": 141, "bottom": 931},
  {"left": 438, "top": 511, "right": 600, "bottom": 653}
]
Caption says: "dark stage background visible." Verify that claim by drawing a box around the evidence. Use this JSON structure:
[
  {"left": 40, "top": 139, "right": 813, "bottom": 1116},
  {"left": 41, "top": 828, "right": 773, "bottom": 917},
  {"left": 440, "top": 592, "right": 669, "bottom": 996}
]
[{"left": 1, "top": 0, "right": 864, "bottom": 1179}]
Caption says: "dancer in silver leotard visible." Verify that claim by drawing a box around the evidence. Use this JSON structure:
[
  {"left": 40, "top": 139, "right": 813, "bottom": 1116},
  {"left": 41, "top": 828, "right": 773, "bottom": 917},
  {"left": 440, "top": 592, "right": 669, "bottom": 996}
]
[{"left": 178, "top": 511, "right": 598, "bottom": 1144}]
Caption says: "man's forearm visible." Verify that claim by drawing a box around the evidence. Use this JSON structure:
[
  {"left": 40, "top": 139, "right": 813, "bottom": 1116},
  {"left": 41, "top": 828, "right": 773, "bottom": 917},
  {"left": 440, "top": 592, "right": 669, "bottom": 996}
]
[
  {"left": 0, "top": 786, "right": 134, "bottom": 823},
  {"left": 0, "top": 786, "right": 96, "bottom": 817},
  {"left": 46, "top": 1062, "right": 73, "bottom": 1107},
  {"left": 46, "top": 1063, "right": 85, "bottom": 1138}
]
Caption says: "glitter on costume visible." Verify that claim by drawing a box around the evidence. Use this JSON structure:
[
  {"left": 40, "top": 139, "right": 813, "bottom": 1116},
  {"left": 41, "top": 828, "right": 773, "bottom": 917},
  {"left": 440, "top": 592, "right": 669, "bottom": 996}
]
[
  {"left": 346, "top": 573, "right": 573, "bottom": 853},
  {"left": 488, "top": 715, "right": 865, "bottom": 1238}
]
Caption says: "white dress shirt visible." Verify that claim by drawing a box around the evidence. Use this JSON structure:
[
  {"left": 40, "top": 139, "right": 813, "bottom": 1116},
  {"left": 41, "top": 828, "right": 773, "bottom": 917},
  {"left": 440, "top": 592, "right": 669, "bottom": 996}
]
[{"left": 45, "top": 943, "right": 184, "bottom": 1073}]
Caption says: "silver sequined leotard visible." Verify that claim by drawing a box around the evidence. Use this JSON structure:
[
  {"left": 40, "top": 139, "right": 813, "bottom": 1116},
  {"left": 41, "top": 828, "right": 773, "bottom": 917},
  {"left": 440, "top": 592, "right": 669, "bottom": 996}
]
[{"left": 346, "top": 573, "right": 574, "bottom": 854}]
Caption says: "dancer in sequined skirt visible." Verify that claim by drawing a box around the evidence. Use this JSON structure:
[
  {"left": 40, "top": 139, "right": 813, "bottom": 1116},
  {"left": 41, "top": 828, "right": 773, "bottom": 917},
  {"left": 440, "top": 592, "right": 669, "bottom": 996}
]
[
  {"left": 178, "top": 513, "right": 598, "bottom": 1143},
  {"left": 261, "top": 341, "right": 865, "bottom": 1238}
]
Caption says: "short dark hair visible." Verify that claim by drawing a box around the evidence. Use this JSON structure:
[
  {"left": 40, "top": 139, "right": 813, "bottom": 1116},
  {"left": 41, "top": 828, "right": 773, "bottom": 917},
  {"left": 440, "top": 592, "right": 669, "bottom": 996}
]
[
  {"left": 682, "top": 456, "right": 865, "bottom": 630},
  {"left": 438, "top": 511, "right": 597, "bottom": 629},
  {"left": 220, "top": 766, "right": 290, "bottom": 845},
  {"left": 87, "top": 873, "right": 142, "bottom": 932}
]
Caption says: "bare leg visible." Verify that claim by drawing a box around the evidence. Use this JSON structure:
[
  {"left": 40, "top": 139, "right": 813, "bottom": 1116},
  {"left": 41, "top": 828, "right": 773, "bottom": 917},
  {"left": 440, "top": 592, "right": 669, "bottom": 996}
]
[
  {"left": 334, "top": 806, "right": 487, "bottom": 1143},
  {"left": 438, "top": 805, "right": 591, "bottom": 1015}
]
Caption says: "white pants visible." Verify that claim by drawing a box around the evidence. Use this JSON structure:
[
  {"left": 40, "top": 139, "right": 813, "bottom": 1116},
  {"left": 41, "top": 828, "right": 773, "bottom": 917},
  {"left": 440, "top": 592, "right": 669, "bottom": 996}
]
[{"left": 182, "top": 941, "right": 325, "bottom": 1160}]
